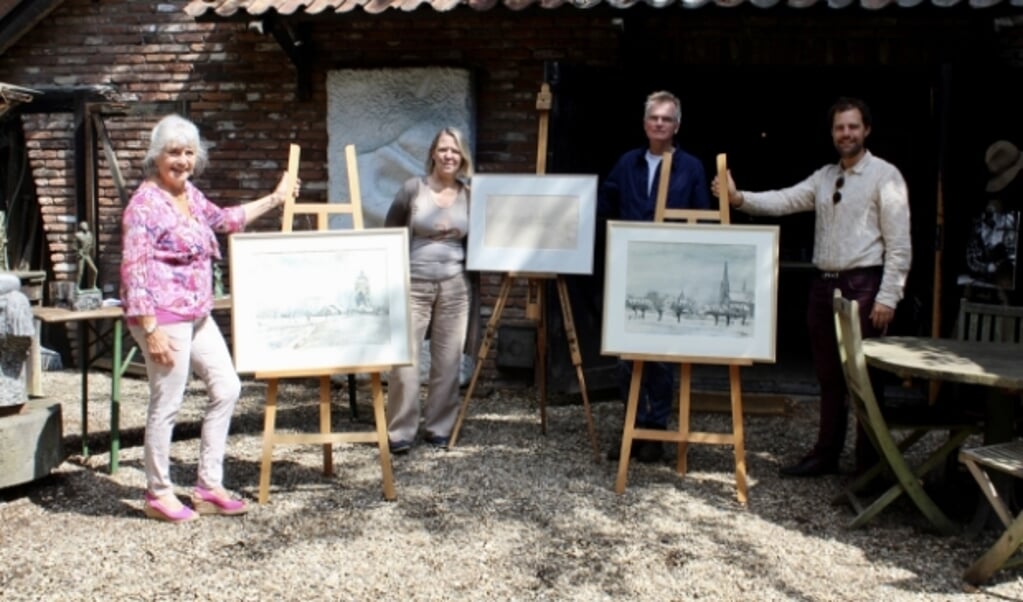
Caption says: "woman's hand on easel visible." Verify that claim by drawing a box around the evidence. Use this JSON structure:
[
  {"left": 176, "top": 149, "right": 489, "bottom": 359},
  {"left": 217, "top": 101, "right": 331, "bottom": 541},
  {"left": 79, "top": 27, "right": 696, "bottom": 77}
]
[{"left": 272, "top": 172, "right": 302, "bottom": 207}]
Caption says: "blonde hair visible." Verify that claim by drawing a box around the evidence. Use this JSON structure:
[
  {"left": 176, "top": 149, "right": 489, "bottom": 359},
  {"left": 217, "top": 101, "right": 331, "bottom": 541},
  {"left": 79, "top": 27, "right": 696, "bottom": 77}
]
[
  {"left": 425, "top": 127, "right": 473, "bottom": 180},
  {"left": 141, "top": 114, "right": 209, "bottom": 178}
]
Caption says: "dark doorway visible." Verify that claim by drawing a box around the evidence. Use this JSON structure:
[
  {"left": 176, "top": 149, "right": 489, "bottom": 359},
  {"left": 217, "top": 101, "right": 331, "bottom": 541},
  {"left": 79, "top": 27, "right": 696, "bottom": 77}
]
[
  {"left": 940, "top": 65, "right": 1023, "bottom": 324},
  {"left": 545, "top": 62, "right": 938, "bottom": 395},
  {"left": 0, "top": 115, "right": 46, "bottom": 273},
  {"left": 544, "top": 62, "right": 634, "bottom": 394}
]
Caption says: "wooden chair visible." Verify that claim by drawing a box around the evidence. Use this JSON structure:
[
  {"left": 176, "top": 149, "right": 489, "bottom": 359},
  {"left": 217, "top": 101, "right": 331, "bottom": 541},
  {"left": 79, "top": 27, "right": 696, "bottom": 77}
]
[
  {"left": 955, "top": 297, "right": 1023, "bottom": 459},
  {"left": 959, "top": 440, "right": 1023, "bottom": 584},
  {"left": 957, "top": 298, "right": 1023, "bottom": 344},
  {"left": 954, "top": 299, "right": 1023, "bottom": 582},
  {"left": 832, "top": 293, "right": 978, "bottom": 534}
]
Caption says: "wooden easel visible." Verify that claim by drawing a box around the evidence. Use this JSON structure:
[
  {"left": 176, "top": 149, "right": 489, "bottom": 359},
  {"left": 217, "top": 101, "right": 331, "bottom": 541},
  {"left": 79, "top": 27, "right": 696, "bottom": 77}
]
[
  {"left": 613, "top": 153, "right": 751, "bottom": 505},
  {"left": 255, "top": 143, "right": 396, "bottom": 503},
  {"left": 449, "top": 83, "right": 600, "bottom": 459}
]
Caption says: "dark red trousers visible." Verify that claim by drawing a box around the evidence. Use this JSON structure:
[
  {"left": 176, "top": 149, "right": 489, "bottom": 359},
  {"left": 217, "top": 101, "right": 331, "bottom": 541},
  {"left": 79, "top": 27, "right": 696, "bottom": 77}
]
[{"left": 805, "top": 266, "right": 885, "bottom": 464}]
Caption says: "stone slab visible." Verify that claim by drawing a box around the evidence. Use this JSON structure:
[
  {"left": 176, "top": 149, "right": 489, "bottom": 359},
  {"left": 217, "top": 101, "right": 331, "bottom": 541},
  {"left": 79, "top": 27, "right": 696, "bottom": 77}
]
[{"left": 0, "top": 398, "right": 63, "bottom": 489}]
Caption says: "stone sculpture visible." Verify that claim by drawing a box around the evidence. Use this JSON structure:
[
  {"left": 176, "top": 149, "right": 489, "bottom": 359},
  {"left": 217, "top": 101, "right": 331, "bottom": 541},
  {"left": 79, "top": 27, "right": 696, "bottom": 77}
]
[
  {"left": 213, "top": 262, "right": 225, "bottom": 299},
  {"left": 75, "top": 221, "right": 99, "bottom": 292},
  {"left": 0, "top": 272, "right": 33, "bottom": 412},
  {"left": 73, "top": 221, "right": 101, "bottom": 310}
]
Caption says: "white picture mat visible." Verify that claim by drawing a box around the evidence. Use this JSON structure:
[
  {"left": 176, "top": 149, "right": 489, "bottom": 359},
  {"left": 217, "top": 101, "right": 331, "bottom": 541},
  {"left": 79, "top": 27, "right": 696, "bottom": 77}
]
[
  {"left": 466, "top": 174, "right": 597, "bottom": 274},
  {"left": 601, "top": 222, "right": 779, "bottom": 362},
  {"left": 229, "top": 229, "right": 413, "bottom": 374}
]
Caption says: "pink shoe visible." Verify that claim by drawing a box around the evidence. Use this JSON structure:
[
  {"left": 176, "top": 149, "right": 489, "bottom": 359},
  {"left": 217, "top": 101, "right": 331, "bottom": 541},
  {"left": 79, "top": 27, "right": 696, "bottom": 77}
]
[
  {"left": 191, "top": 486, "right": 248, "bottom": 516},
  {"left": 143, "top": 493, "right": 199, "bottom": 523}
]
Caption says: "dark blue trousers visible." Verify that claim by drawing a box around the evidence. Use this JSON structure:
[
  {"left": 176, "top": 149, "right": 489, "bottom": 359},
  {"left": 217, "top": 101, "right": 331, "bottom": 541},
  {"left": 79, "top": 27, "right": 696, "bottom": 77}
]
[{"left": 617, "top": 360, "right": 675, "bottom": 429}]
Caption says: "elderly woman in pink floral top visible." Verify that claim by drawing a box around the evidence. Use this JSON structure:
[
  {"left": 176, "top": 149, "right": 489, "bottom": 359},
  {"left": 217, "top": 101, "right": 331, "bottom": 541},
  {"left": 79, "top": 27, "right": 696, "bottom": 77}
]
[{"left": 121, "top": 114, "right": 295, "bottom": 522}]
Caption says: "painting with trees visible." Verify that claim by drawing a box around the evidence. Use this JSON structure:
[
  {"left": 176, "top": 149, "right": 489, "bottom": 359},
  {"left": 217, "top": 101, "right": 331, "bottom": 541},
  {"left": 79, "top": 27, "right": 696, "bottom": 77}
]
[{"left": 602, "top": 222, "right": 779, "bottom": 362}]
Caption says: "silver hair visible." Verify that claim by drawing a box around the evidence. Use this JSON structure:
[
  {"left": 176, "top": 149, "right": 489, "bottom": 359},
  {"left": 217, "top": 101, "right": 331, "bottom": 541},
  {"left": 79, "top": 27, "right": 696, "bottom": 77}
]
[
  {"left": 141, "top": 114, "right": 209, "bottom": 178},
  {"left": 644, "top": 90, "right": 682, "bottom": 124}
]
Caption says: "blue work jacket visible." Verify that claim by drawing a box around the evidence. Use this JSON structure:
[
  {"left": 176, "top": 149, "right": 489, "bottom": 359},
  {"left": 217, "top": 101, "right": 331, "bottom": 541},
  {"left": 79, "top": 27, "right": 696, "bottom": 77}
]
[{"left": 598, "top": 146, "right": 712, "bottom": 220}]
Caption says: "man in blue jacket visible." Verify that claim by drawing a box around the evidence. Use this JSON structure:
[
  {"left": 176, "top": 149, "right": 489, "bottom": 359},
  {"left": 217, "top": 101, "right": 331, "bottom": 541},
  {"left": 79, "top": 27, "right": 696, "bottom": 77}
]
[{"left": 600, "top": 90, "right": 712, "bottom": 462}]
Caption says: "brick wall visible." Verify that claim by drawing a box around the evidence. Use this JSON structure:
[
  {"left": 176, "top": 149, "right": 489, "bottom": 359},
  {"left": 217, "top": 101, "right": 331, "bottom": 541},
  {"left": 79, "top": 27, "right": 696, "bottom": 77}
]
[
  {"left": 22, "top": 112, "right": 76, "bottom": 283},
  {"left": 0, "top": 0, "right": 1018, "bottom": 380}
]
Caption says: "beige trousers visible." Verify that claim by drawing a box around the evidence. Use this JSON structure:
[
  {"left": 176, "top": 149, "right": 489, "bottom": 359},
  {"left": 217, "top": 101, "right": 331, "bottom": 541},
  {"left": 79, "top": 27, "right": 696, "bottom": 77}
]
[
  {"left": 129, "top": 316, "right": 241, "bottom": 497},
  {"left": 387, "top": 273, "right": 469, "bottom": 444}
]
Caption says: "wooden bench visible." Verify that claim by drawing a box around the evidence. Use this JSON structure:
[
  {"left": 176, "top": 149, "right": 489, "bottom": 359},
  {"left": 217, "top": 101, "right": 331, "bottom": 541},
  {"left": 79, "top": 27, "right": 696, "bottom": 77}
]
[{"left": 960, "top": 441, "right": 1023, "bottom": 584}]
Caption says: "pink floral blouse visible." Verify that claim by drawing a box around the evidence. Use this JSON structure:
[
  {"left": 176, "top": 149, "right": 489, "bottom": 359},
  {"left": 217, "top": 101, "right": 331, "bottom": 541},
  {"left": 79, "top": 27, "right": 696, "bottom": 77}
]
[{"left": 120, "top": 180, "right": 245, "bottom": 322}]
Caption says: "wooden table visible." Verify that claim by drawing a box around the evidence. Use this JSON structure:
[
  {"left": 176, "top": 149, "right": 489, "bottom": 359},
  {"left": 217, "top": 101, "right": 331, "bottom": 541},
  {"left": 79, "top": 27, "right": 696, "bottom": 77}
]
[
  {"left": 863, "top": 336, "right": 1023, "bottom": 443},
  {"left": 863, "top": 335, "right": 1023, "bottom": 522},
  {"left": 862, "top": 337, "right": 1023, "bottom": 391},
  {"left": 862, "top": 338, "right": 1023, "bottom": 582},
  {"left": 32, "top": 305, "right": 131, "bottom": 473}
]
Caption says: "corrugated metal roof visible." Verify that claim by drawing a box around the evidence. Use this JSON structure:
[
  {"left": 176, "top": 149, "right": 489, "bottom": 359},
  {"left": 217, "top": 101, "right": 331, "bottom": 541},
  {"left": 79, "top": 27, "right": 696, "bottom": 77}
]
[{"left": 185, "top": 0, "right": 1023, "bottom": 17}]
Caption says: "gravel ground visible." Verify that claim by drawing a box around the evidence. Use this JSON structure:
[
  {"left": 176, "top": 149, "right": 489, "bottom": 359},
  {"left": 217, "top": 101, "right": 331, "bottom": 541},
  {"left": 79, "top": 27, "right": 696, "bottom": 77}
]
[{"left": 1, "top": 370, "right": 1021, "bottom": 600}]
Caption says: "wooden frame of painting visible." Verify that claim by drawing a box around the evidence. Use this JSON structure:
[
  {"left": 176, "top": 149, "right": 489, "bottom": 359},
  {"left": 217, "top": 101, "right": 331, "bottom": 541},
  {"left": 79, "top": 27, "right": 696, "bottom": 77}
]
[
  {"left": 601, "top": 221, "right": 779, "bottom": 362},
  {"left": 229, "top": 228, "right": 413, "bottom": 374},
  {"left": 466, "top": 174, "right": 597, "bottom": 274}
]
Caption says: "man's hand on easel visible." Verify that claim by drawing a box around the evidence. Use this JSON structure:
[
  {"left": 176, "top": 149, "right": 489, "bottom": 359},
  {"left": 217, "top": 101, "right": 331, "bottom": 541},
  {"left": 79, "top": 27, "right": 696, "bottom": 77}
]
[{"left": 711, "top": 170, "right": 743, "bottom": 208}]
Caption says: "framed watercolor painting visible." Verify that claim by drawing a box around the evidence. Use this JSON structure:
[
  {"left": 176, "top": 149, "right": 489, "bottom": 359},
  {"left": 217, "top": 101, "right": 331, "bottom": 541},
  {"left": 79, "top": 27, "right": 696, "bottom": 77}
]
[
  {"left": 229, "top": 228, "right": 413, "bottom": 374},
  {"left": 466, "top": 174, "right": 597, "bottom": 274},
  {"left": 601, "top": 221, "right": 779, "bottom": 362}
]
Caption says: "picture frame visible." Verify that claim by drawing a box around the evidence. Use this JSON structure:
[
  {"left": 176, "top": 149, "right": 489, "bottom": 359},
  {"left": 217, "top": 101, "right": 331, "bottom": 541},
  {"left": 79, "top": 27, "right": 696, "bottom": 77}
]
[
  {"left": 229, "top": 228, "right": 413, "bottom": 374},
  {"left": 466, "top": 174, "right": 597, "bottom": 274},
  {"left": 601, "top": 221, "right": 779, "bottom": 362}
]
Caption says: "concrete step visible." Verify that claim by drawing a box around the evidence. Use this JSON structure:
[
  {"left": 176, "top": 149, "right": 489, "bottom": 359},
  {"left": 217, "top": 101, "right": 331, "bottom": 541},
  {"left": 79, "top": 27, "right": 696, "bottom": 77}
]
[{"left": 0, "top": 399, "right": 64, "bottom": 490}]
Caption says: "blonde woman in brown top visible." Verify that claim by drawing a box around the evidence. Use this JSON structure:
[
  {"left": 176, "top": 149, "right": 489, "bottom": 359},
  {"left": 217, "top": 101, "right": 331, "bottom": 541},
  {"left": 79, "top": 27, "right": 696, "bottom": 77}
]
[{"left": 384, "top": 127, "right": 474, "bottom": 454}]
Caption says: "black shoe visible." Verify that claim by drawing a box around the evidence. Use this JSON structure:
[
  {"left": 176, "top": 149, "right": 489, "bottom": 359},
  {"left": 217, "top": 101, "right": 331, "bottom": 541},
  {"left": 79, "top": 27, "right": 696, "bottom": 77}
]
[
  {"left": 606, "top": 439, "right": 632, "bottom": 461},
  {"left": 389, "top": 439, "right": 413, "bottom": 454},
  {"left": 779, "top": 453, "right": 839, "bottom": 478},
  {"left": 635, "top": 441, "right": 665, "bottom": 464},
  {"left": 425, "top": 435, "right": 449, "bottom": 450},
  {"left": 607, "top": 439, "right": 665, "bottom": 463}
]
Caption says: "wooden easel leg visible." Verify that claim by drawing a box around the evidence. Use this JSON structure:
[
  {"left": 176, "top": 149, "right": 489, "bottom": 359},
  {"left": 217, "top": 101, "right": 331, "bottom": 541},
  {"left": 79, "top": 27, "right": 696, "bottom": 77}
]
[
  {"left": 614, "top": 360, "right": 644, "bottom": 494},
  {"left": 677, "top": 363, "right": 692, "bottom": 476},
  {"left": 536, "top": 279, "right": 548, "bottom": 434},
  {"left": 555, "top": 277, "right": 599, "bottom": 460},
  {"left": 258, "top": 378, "right": 279, "bottom": 505},
  {"left": 371, "top": 373, "right": 396, "bottom": 501},
  {"left": 730, "top": 365, "right": 748, "bottom": 505},
  {"left": 319, "top": 375, "right": 333, "bottom": 476},
  {"left": 450, "top": 274, "right": 514, "bottom": 448}
]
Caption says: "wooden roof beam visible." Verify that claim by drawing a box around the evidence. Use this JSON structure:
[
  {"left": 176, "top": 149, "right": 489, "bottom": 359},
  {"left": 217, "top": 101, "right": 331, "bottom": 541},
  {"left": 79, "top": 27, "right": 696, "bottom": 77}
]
[{"left": 261, "top": 14, "right": 314, "bottom": 101}]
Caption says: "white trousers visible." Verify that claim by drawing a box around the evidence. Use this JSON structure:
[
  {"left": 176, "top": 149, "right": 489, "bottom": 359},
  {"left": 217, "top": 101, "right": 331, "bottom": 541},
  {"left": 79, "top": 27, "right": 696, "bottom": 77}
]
[{"left": 129, "top": 316, "right": 241, "bottom": 497}]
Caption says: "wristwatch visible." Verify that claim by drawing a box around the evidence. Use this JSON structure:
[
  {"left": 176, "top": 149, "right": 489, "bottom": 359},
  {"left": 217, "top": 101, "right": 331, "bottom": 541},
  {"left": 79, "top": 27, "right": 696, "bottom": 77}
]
[{"left": 143, "top": 322, "right": 159, "bottom": 335}]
